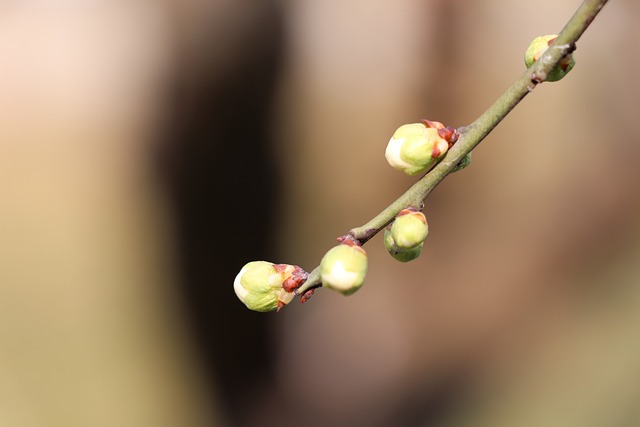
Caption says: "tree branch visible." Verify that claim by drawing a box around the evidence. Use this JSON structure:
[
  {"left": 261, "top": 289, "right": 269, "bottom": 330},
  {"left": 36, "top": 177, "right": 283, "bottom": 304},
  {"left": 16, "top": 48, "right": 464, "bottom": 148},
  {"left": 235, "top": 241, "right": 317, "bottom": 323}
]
[{"left": 295, "top": 0, "right": 609, "bottom": 297}]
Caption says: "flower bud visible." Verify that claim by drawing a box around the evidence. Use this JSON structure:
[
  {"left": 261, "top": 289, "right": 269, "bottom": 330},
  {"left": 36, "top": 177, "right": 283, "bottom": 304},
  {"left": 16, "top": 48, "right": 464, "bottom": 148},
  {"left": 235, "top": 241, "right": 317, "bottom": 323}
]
[
  {"left": 234, "top": 261, "right": 306, "bottom": 312},
  {"left": 320, "top": 243, "right": 368, "bottom": 295},
  {"left": 390, "top": 209, "right": 429, "bottom": 249},
  {"left": 524, "top": 34, "right": 575, "bottom": 82},
  {"left": 385, "top": 121, "right": 453, "bottom": 176},
  {"left": 384, "top": 228, "right": 423, "bottom": 262}
]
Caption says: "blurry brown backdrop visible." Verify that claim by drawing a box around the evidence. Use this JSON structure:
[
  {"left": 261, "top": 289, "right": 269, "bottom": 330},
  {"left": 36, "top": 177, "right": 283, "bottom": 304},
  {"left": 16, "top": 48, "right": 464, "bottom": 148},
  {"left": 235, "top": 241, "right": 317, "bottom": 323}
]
[{"left": 1, "top": 1, "right": 639, "bottom": 426}]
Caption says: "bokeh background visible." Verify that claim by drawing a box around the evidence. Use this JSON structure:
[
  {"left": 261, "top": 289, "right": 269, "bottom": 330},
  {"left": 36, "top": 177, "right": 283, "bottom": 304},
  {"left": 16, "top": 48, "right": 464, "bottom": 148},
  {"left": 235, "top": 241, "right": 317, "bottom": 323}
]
[{"left": 1, "top": 0, "right": 639, "bottom": 426}]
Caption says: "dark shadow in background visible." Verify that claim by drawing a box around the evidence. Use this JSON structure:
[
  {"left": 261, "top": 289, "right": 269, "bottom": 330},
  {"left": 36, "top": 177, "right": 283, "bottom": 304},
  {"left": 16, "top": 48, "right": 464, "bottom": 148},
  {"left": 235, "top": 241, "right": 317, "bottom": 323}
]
[{"left": 159, "top": 2, "right": 285, "bottom": 425}]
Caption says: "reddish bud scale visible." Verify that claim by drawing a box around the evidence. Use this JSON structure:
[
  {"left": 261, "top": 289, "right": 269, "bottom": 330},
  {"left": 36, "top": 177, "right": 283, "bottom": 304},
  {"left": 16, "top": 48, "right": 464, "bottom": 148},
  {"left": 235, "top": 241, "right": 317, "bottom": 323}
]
[
  {"left": 336, "top": 234, "right": 361, "bottom": 247},
  {"left": 438, "top": 127, "right": 459, "bottom": 147},
  {"left": 300, "top": 289, "right": 315, "bottom": 304},
  {"left": 559, "top": 57, "right": 572, "bottom": 71},
  {"left": 273, "top": 264, "right": 289, "bottom": 274},
  {"left": 335, "top": 236, "right": 367, "bottom": 257},
  {"left": 397, "top": 208, "right": 412, "bottom": 216},
  {"left": 431, "top": 144, "right": 442, "bottom": 158},
  {"left": 397, "top": 207, "right": 427, "bottom": 223},
  {"left": 422, "top": 119, "right": 459, "bottom": 150},
  {"left": 274, "top": 264, "right": 308, "bottom": 292},
  {"left": 421, "top": 119, "right": 444, "bottom": 130}
]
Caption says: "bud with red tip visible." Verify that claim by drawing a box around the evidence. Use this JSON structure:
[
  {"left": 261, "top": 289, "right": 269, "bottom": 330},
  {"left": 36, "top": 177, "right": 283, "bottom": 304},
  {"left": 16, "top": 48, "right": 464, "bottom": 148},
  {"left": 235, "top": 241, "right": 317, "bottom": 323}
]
[
  {"left": 234, "top": 261, "right": 307, "bottom": 312},
  {"left": 385, "top": 120, "right": 458, "bottom": 176},
  {"left": 390, "top": 209, "right": 429, "bottom": 249}
]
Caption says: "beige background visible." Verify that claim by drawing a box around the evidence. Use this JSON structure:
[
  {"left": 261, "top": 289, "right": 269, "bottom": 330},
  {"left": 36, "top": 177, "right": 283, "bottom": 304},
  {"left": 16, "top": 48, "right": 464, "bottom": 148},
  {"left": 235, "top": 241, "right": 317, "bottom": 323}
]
[{"left": 1, "top": 1, "right": 638, "bottom": 426}]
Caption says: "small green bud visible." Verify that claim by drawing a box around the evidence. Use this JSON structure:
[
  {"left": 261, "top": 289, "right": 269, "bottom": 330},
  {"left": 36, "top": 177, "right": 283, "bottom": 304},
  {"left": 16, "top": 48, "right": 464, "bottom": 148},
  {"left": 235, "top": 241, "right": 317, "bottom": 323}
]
[
  {"left": 384, "top": 228, "right": 423, "bottom": 262},
  {"left": 524, "top": 34, "right": 575, "bottom": 82},
  {"left": 320, "top": 243, "right": 368, "bottom": 295},
  {"left": 234, "top": 261, "right": 306, "bottom": 312},
  {"left": 385, "top": 120, "right": 455, "bottom": 176},
  {"left": 390, "top": 209, "right": 429, "bottom": 249},
  {"left": 453, "top": 152, "right": 472, "bottom": 172}
]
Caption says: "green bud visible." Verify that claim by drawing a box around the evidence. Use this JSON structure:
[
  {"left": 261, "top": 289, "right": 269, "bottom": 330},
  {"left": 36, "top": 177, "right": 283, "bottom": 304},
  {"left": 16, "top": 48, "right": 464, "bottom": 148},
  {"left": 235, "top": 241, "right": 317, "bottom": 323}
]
[
  {"left": 320, "top": 243, "right": 368, "bottom": 295},
  {"left": 453, "top": 152, "right": 472, "bottom": 173},
  {"left": 234, "top": 261, "right": 305, "bottom": 312},
  {"left": 524, "top": 34, "right": 575, "bottom": 82},
  {"left": 390, "top": 209, "right": 429, "bottom": 249},
  {"left": 385, "top": 121, "right": 450, "bottom": 176},
  {"left": 384, "top": 229, "right": 423, "bottom": 262}
]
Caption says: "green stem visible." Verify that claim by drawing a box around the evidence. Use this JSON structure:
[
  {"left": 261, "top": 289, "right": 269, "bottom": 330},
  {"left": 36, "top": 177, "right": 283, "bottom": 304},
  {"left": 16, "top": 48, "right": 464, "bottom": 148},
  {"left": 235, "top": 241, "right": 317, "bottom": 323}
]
[{"left": 296, "top": 0, "right": 609, "bottom": 297}]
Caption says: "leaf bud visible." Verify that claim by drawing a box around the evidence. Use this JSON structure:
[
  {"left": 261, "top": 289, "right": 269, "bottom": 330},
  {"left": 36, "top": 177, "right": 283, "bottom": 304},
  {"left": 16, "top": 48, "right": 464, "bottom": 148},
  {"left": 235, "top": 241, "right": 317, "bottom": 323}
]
[
  {"left": 524, "top": 34, "right": 575, "bottom": 82},
  {"left": 320, "top": 243, "right": 368, "bottom": 295}
]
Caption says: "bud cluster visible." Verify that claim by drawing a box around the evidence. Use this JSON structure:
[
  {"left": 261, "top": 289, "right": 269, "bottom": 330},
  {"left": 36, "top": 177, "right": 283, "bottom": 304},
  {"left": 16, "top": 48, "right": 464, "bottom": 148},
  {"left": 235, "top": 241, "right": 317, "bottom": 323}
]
[{"left": 232, "top": 29, "right": 584, "bottom": 313}]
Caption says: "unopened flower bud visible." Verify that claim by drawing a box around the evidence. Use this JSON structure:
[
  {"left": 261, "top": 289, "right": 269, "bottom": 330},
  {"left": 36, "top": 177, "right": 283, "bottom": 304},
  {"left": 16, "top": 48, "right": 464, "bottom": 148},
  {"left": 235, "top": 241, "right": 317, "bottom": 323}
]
[
  {"left": 234, "top": 261, "right": 307, "bottom": 312},
  {"left": 390, "top": 209, "right": 429, "bottom": 249},
  {"left": 524, "top": 34, "right": 575, "bottom": 82},
  {"left": 384, "top": 228, "right": 423, "bottom": 262},
  {"left": 320, "top": 243, "right": 368, "bottom": 295},
  {"left": 385, "top": 120, "right": 457, "bottom": 176}
]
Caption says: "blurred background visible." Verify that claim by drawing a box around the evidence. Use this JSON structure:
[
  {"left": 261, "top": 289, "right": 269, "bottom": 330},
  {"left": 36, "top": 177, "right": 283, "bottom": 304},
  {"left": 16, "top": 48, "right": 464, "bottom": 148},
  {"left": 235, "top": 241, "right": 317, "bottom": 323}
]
[{"left": 1, "top": 0, "right": 639, "bottom": 426}]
